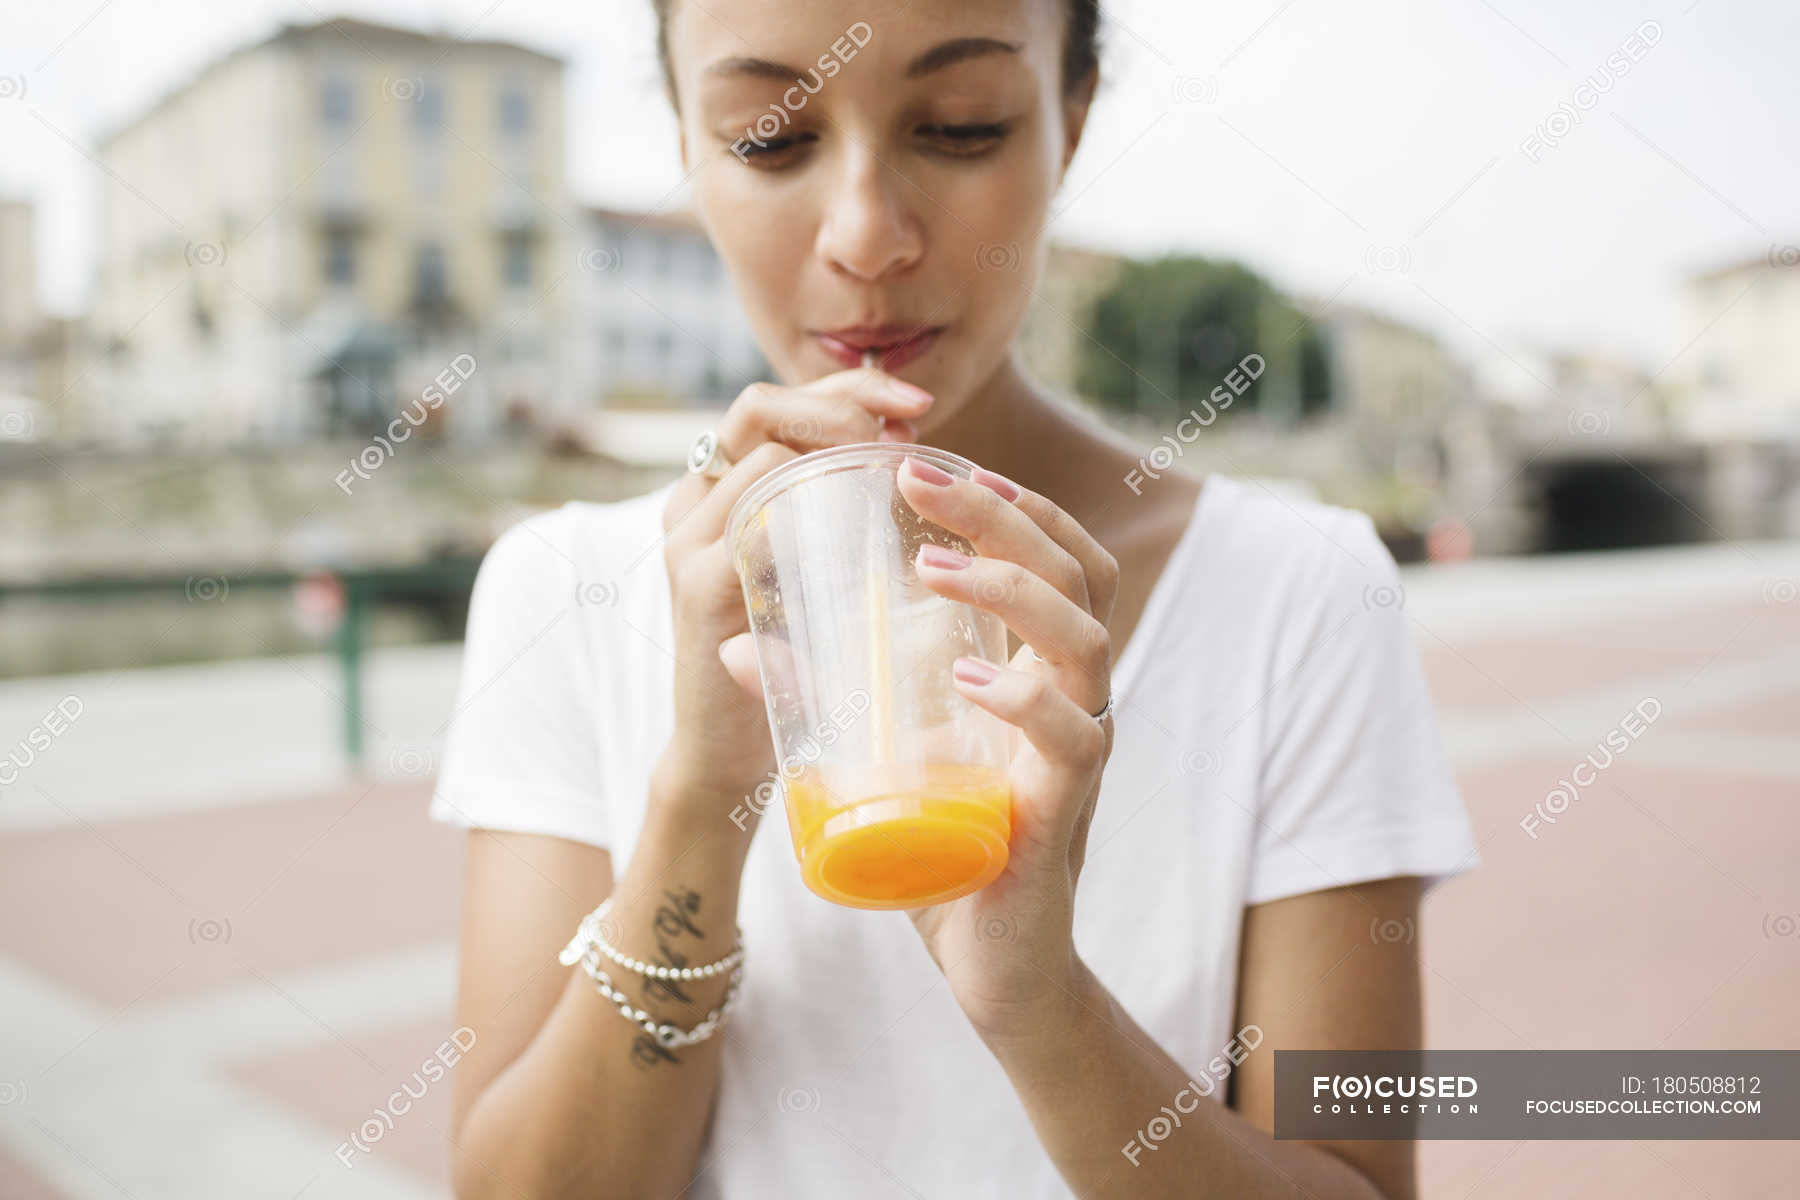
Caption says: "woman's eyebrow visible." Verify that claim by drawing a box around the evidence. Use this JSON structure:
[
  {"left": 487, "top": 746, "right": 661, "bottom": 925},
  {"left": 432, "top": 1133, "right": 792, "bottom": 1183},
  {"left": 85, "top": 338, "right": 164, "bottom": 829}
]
[{"left": 704, "top": 36, "right": 1022, "bottom": 83}]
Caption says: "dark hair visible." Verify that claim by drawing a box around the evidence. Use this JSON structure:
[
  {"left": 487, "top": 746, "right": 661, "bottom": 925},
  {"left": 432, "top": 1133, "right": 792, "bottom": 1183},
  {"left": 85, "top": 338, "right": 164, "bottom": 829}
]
[{"left": 651, "top": 0, "right": 1102, "bottom": 111}]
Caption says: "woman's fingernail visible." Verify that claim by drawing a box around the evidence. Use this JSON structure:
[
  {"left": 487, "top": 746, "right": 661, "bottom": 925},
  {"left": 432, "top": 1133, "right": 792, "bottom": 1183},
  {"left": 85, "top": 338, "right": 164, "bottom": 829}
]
[
  {"left": 918, "top": 543, "right": 970, "bottom": 570},
  {"left": 971, "top": 467, "right": 1020, "bottom": 502},
  {"left": 953, "top": 657, "right": 999, "bottom": 686},
  {"left": 905, "top": 456, "right": 954, "bottom": 486},
  {"left": 889, "top": 379, "right": 934, "bottom": 407}
]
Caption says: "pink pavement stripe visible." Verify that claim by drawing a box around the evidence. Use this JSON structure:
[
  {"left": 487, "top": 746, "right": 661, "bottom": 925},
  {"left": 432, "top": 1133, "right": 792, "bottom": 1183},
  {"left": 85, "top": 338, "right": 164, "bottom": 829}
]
[
  {"left": 1667, "top": 689, "right": 1800, "bottom": 740},
  {"left": 1421, "top": 1136, "right": 1800, "bottom": 1200},
  {"left": 0, "top": 1146, "right": 73, "bottom": 1200},
  {"left": 1419, "top": 755, "right": 1800, "bottom": 1197},
  {"left": 1545, "top": 595, "right": 1800, "bottom": 652},
  {"left": 226, "top": 1010, "right": 463, "bottom": 1189},
  {"left": 1421, "top": 638, "right": 1723, "bottom": 709},
  {"left": 1420, "top": 594, "right": 1797, "bottom": 710},
  {"left": 1428, "top": 758, "right": 1798, "bottom": 1045},
  {"left": 0, "top": 777, "right": 463, "bottom": 1009}
]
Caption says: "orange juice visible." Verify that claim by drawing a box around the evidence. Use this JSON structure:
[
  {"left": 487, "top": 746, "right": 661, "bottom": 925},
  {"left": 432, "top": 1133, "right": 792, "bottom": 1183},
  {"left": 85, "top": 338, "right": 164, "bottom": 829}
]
[{"left": 784, "top": 762, "right": 1011, "bottom": 908}]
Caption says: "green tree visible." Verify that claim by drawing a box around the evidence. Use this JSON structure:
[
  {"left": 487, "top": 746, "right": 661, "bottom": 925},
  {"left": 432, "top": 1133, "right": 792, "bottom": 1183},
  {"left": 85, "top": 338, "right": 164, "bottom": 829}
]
[{"left": 1075, "top": 254, "right": 1331, "bottom": 422}]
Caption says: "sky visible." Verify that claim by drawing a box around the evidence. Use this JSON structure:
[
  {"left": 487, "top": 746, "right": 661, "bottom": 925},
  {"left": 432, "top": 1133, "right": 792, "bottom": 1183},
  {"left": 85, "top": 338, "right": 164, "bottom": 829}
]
[{"left": 2, "top": 0, "right": 1795, "bottom": 379}]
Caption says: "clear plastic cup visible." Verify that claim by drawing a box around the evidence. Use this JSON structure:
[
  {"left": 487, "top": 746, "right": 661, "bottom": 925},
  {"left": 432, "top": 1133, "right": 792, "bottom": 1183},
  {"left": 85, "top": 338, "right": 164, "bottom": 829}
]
[{"left": 727, "top": 442, "right": 1013, "bottom": 909}]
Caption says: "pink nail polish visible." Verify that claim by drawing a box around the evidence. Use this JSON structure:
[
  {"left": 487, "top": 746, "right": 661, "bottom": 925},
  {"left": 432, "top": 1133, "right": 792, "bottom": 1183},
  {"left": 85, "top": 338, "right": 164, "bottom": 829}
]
[
  {"left": 905, "top": 456, "right": 954, "bottom": 486},
  {"left": 971, "top": 467, "right": 1019, "bottom": 502},
  {"left": 918, "top": 543, "right": 970, "bottom": 570},
  {"left": 953, "top": 657, "right": 999, "bottom": 685},
  {"left": 890, "top": 379, "right": 935, "bottom": 406}
]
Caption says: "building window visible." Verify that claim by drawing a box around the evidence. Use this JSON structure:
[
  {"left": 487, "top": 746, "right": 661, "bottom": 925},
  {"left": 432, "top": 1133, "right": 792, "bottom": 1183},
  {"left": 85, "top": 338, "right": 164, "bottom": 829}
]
[
  {"left": 499, "top": 84, "right": 530, "bottom": 135},
  {"left": 325, "top": 229, "right": 355, "bottom": 285},
  {"left": 415, "top": 80, "right": 444, "bottom": 133},
  {"left": 414, "top": 243, "right": 447, "bottom": 305},
  {"left": 322, "top": 75, "right": 353, "bottom": 126},
  {"left": 502, "top": 234, "right": 532, "bottom": 288}
]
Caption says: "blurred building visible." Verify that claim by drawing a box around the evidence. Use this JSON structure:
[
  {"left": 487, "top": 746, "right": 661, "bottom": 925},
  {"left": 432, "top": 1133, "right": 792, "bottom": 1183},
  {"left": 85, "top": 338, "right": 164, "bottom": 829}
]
[
  {"left": 1676, "top": 250, "right": 1800, "bottom": 441},
  {"left": 0, "top": 199, "right": 38, "bottom": 439},
  {"left": 1314, "top": 301, "right": 1458, "bottom": 479},
  {"left": 572, "top": 205, "right": 766, "bottom": 411},
  {"left": 0, "top": 199, "right": 35, "bottom": 351},
  {"left": 85, "top": 17, "right": 571, "bottom": 445},
  {"left": 1018, "top": 240, "right": 1126, "bottom": 398},
  {"left": 1548, "top": 350, "right": 1666, "bottom": 440},
  {"left": 0, "top": 201, "right": 88, "bottom": 446}
]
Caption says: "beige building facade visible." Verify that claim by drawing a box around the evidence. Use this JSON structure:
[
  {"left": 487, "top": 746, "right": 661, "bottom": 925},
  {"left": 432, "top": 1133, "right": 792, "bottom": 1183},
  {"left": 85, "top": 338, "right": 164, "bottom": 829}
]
[{"left": 88, "top": 18, "right": 570, "bottom": 444}]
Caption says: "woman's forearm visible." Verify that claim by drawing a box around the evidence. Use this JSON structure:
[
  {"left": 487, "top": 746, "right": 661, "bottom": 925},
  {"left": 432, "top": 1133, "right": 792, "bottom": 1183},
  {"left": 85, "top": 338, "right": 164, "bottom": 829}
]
[
  {"left": 982, "top": 959, "right": 1393, "bottom": 1200},
  {"left": 452, "top": 768, "right": 754, "bottom": 1199}
]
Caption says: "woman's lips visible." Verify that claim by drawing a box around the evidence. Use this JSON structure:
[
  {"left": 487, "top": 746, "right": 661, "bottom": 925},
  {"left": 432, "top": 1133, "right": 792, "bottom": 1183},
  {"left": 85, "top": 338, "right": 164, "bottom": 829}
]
[{"left": 814, "top": 327, "right": 943, "bottom": 371}]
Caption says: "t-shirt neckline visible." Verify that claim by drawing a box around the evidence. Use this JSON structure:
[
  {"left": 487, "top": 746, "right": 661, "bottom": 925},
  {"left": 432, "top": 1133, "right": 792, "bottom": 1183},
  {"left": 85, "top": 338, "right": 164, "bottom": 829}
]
[{"left": 1109, "top": 475, "right": 1220, "bottom": 699}]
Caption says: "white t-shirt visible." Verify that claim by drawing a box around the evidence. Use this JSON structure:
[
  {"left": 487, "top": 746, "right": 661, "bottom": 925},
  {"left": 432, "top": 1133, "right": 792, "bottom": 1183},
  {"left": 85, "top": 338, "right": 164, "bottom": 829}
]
[{"left": 430, "top": 471, "right": 1478, "bottom": 1198}]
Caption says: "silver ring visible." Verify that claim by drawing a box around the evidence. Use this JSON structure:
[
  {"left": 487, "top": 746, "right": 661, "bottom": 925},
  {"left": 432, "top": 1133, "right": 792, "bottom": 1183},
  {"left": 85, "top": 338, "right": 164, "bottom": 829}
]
[
  {"left": 687, "top": 430, "right": 732, "bottom": 479},
  {"left": 1023, "top": 644, "right": 1108, "bottom": 721}
]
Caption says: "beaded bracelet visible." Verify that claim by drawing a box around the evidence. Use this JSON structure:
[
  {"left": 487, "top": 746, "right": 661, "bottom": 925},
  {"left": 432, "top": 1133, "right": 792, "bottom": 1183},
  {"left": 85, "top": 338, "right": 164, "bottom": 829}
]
[
  {"left": 559, "top": 897, "right": 745, "bottom": 982},
  {"left": 556, "top": 898, "right": 747, "bottom": 1048}
]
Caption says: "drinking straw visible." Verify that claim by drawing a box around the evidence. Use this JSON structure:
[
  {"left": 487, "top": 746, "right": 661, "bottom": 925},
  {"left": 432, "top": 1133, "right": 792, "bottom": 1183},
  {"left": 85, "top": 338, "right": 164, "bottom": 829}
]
[{"left": 862, "top": 348, "right": 897, "bottom": 767}]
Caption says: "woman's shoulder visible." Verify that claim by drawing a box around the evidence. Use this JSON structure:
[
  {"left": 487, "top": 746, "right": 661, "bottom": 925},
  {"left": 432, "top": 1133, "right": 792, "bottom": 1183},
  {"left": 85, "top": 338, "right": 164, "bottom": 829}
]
[
  {"left": 1194, "top": 474, "right": 1394, "bottom": 574},
  {"left": 482, "top": 479, "right": 678, "bottom": 572},
  {"left": 1172, "top": 473, "right": 1406, "bottom": 652},
  {"left": 470, "top": 479, "right": 681, "bottom": 625}
]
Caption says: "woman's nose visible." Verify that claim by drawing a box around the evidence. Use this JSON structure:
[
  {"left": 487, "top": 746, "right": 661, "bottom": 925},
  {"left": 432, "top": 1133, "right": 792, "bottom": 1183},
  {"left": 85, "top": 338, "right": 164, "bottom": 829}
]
[{"left": 814, "top": 145, "right": 924, "bottom": 282}]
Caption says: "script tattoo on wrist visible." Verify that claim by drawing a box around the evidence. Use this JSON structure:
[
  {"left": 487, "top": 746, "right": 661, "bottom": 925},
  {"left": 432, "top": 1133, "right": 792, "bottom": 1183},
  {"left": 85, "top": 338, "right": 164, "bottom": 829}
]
[
  {"left": 629, "top": 886, "right": 707, "bottom": 1071},
  {"left": 643, "top": 886, "right": 704, "bottom": 1005}
]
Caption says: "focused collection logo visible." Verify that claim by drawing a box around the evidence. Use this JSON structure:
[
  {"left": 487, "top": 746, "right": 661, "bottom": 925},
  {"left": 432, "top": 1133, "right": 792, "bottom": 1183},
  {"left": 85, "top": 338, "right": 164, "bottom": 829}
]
[{"left": 1311, "top": 1073, "right": 1480, "bottom": 1115}]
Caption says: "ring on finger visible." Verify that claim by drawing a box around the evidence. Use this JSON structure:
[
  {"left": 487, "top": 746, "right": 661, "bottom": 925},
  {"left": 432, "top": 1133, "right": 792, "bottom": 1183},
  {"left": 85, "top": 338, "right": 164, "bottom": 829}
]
[
  {"left": 687, "top": 430, "right": 732, "bottom": 479},
  {"left": 1025, "top": 643, "right": 1112, "bottom": 722}
]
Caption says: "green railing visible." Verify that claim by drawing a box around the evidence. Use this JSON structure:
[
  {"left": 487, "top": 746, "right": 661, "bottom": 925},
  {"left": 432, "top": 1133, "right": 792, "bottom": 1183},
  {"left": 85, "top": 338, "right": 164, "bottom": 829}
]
[{"left": 0, "top": 558, "right": 481, "bottom": 765}]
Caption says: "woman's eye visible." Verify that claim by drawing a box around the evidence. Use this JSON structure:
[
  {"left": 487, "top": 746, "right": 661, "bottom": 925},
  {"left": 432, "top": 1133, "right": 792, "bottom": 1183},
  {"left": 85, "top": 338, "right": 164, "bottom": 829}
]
[
  {"left": 732, "top": 133, "right": 813, "bottom": 165},
  {"left": 920, "top": 122, "right": 1009, "bottom": 154},
  {"left": 728, "top": 122, "right": 1009, "bottom": 169}
]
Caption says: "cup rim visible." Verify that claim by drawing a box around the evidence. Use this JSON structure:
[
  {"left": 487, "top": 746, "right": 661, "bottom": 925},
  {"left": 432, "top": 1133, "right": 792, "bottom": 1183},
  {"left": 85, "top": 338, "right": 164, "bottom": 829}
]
[{"left": 725, "top": 441, "right": 978, "bottom": 557}]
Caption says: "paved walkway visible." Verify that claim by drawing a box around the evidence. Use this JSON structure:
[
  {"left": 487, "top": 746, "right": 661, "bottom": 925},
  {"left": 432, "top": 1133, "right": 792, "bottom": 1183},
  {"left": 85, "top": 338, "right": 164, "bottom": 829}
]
[{"left": 1, "top": 540, "right": 1796, "bottom": 1198}]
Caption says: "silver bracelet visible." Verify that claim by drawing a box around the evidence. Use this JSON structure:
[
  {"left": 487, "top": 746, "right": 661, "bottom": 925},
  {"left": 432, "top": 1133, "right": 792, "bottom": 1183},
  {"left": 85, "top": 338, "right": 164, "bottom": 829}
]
[
  {"left": 560, "top": 897, "right": 745, "bottom": 982},
  {"left": 567, "top": 942, "right": 745, "bottom": 1048}
]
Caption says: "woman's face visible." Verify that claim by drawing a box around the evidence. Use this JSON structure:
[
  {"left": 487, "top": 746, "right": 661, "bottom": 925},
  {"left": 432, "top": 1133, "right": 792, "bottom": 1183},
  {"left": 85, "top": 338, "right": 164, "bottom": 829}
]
[{"left": 669, "top": 0, "right": 1092, "bottom": 432}]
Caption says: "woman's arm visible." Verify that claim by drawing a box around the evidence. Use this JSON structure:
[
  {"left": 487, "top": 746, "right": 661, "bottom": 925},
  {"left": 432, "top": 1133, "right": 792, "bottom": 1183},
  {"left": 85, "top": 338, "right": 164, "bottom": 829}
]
[
  {"left": 446, "top": 754, "right": 755, "bottom": 1199},
  {"left": 978, "top": 875, "right": 1421, "bottom": 1200}
]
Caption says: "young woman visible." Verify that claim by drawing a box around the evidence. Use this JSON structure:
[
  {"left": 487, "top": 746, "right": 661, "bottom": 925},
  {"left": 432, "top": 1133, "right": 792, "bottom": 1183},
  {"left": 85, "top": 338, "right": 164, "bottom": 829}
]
[{"left": 430, "top": 1, "right": 1477, "bottom": 1196}]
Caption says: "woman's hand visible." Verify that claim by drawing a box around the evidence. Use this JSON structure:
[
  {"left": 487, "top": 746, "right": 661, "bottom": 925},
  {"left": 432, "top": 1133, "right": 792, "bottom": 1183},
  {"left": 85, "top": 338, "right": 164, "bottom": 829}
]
[
  {"left": 892, "top": 455, "right": 1121, "bottom": 1043},
  {"left": 658, "top": 369, "right": 933, "bottom": 816}
]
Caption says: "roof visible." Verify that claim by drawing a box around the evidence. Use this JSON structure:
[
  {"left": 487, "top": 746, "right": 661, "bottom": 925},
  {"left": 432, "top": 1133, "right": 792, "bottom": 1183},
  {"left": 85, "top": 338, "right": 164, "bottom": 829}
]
[
  {"left": 100, "top": 16, "right": 564, "bottom": 148},
  {"left": 270, "top": 16, "right": 565, "bottom": 62}
]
